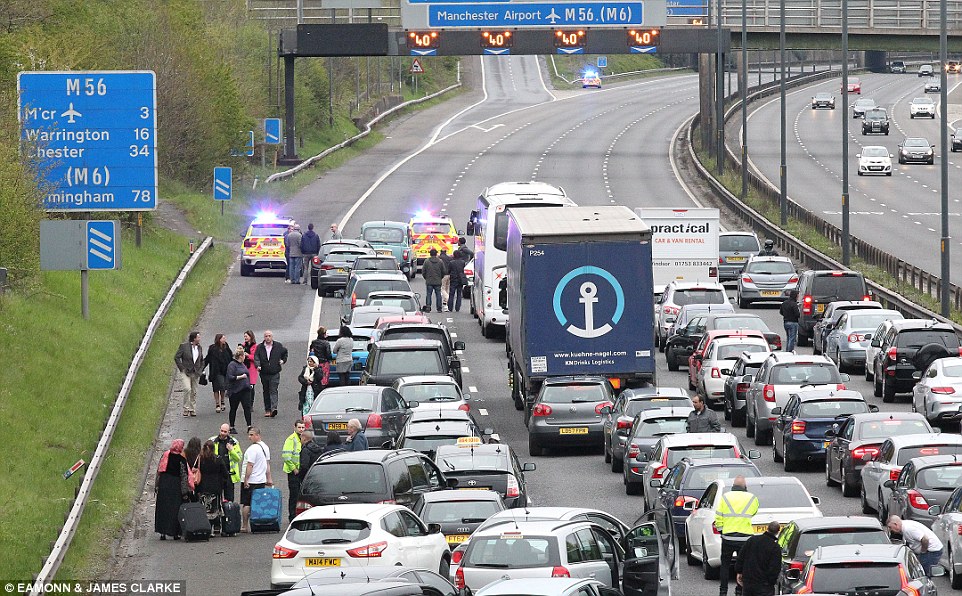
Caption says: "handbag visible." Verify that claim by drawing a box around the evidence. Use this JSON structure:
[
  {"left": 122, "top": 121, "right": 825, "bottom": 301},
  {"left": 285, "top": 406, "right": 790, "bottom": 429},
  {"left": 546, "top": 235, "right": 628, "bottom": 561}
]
[
  {"left": 302, "top": 385, "right": 314, "bottom": 417},
  {"left": 198, "top": 373, "right": 208, "bottom": 386},
  {"left": 189, "top": 457, "right": 202, "bottom": 491},
  {"left": 320, "top": 361, "right": 330, "bottom": 386}
]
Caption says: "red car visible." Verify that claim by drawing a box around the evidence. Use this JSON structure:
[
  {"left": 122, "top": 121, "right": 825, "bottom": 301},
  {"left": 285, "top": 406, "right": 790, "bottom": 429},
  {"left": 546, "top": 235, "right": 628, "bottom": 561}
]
[
  {"left": 844, "top": 77, "right": 861, "bottom": 94},
  {"left": 687, "top": 329, "right": 768, "bottom": 390}
]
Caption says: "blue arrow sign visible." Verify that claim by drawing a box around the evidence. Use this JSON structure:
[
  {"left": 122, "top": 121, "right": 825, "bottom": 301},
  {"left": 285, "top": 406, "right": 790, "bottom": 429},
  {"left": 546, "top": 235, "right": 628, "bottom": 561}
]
[
  {"left": 483, "top": 48, "right": 512, "bottom": 55},
  {"left": 557, "top": 47, "right": 585, "bottom": 54},
  {"left": 630, "top": 45, "right": 658, "bottom": 53},
  {"left": 213, "top": 167, "right": 232, "bottom": 201},
  {"left": 264, "top": 118, "right": 281, "bottom": 145},
  {"left": 86, "top": 221, "right": 120, "bottom": 270},
  {"left": 428, "top": 1, "right": 644, "bottom": 27},
  {"left": 17, "top": 71, "right": 157, "bottom": 212},
  {"left": 411, "top": 48, "right": 438, "bottom": 56}
]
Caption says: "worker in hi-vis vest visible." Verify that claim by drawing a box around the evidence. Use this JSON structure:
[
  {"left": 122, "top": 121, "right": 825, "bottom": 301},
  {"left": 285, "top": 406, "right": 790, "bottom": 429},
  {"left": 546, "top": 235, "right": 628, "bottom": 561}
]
[{"left": 714, "top": 475, "right": 759, "bottom": 596}]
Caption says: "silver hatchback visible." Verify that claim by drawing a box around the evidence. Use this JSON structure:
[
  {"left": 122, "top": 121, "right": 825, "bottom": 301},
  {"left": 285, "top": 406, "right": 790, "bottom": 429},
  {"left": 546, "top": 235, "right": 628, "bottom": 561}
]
[
  {"left": 527, "top": 377, "right": 614, "bottom": 457},
  {"left": 718, "top": 232, "right": 761, "bottom": 282},
  {"left": 736, "top": 256, "right": 798, "bottom": 307}
]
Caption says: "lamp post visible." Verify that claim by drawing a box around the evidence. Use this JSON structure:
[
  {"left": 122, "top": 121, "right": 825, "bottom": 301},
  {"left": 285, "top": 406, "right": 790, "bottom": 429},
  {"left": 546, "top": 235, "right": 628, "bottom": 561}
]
[
  {"left": 716, "top": 0, "right": 725, "bottom": 174},
  {"left": 841, "top": 0, "right": 850, "bottom": 265},
  {"left": 740, "top": 0, "right": 748, "bottom": 198},
  {"left": 940, "top": 0, "right": 950, "bottom": 315},
  {"left": 779, "top": 0, "right": 787, "bottom": 226}
]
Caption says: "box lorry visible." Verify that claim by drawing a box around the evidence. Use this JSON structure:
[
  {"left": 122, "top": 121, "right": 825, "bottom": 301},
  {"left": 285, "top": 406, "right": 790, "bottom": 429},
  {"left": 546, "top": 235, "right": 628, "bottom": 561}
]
[
  {"left": 634, "top": 208, "right": 719, "bottom": 295},
  {"left": 505, "top": 206, "right": 656, "bottom": 411}
]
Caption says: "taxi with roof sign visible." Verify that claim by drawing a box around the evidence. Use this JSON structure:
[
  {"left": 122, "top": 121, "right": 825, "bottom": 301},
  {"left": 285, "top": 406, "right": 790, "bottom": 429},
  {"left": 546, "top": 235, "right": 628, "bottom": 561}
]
[
  {"left": 408, "top": 212, "right": 459, "bottom": 265},
  {"left": 240, "top": 212, "right": 295, "bottom": 276}
]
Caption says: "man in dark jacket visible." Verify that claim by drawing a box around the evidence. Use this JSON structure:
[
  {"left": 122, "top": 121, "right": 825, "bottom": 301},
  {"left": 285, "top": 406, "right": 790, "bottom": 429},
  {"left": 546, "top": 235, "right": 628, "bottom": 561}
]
[
  {"left": 300, "top": 223, "right": 321, "bottom": 285},
  {"left": 686, "top": 394, "right": 721, "bottom": 433},
  {"left": 174, "top": 331, "right": 206, "bottom": 417},
  {"left": 254, "top": 330, "right": 288, "bottom": 417},
  {"left": 735, "top": 521, "right": 782, "bottom": 596},
  {"left": 780, "top": 289, "right": 801, "bottom": 352},
  {"left": 457, "top": 237, "right": 474, "bottom": 261},
  {"left": 345, "top": 418, "right": 369, "bottom": 451},
  {"left": 297, "top": 431, "right": 325, "bottom": 482},
  {"left": 421, "top": 248, "right": 447, "bottom": 313},
  {"left": 447, "top": 250, "right": 468, "bottom": 312}
]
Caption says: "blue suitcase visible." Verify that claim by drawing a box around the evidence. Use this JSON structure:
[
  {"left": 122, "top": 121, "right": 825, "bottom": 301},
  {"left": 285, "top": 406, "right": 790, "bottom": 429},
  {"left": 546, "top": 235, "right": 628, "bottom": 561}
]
[{"left": 250, "top": 487, "right": 282, "bottom": 533}]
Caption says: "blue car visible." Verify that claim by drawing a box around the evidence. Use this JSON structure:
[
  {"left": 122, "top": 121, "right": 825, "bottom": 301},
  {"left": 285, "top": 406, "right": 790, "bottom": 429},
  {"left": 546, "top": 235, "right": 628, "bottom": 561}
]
[
  {"left": 771, "top": 389, "right": 877, "bottom": 472},
  {"left": 324, "top": 327, "right": 374, "bottom": 386}
]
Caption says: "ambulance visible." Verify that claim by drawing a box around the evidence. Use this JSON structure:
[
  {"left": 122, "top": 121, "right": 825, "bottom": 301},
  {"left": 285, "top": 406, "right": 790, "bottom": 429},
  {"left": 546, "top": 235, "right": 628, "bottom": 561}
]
[
  {"left": 240, "top": 213, "right": 295, "bottom": 277},
  {"left": 408, "top": 212, "right": 459, "bottom": 266}
]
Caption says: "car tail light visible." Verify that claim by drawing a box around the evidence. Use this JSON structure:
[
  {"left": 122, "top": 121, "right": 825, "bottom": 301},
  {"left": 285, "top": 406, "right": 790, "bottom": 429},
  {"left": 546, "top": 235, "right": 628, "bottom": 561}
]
[
  {"left": 788, "top": 275, "right": 799, "bottom": 284},
  {"left": 957, "top": 525, "right": 962, "bottom": 536},
  {"left": 532, "top": 404, "right": 553, "bottom": 417},
  {"left": 711, "top": 367, "right": 722, "bottom": 378},
  {"left": 273, "top": 545, "right": 298, "bottom": 559},
  {"left": 741, "top": 275, "right": 754, "bottom": 284},
  {"left": 908, "top": 490, "right": 929, "bottom": 510},
  {"left": 651, "top": 465, "right": 666, "bottom": 479},
  {"left": 852, "top": 445, "right": 880, "bottom": 460},
  {"left": 889, "top": 468, "right": 902, "bottom": 481},
  {"left": 664, "top": 305, "right": 680, "bottom": 315},
  {"left": 347, "top": 541, "right": 388, "bottom": 558},
  {"left": 789, "top": 560, "right": 806, "bottom": 572},
  {"left": 887, "top": 347, "right": 898, "bottom": 361},
  {"left": 771, "top": 335, "right": 783, "bottom": 350},
  {"left": 836, "top": 383, "right": 846, "bottom": 390},
  {"left": 736, "top": 382, "right": 750, "bottom": 394},
  {"left": 320, "top": 263, "right": 335, "bottom": 270},
  {"left": 763, "top": 384, "right": 776, "bottom": 402},
  {"left": 932, "top": 386, "right": 956, "bottom": 394},
  {"left": 958, "top": 346, "right": 962, "bottom": 357},
  {"left": 351, "top": 293, "right": 357, "bottom": 309},
  {"left": 243, "top": 238, "right": 256, "bottom": 248},
  {"left": 595, "top": 402, "right": 612, "bottom": 415},
  {"left": 674, "top": 495, "right": 697, "bottom": 508},
  {"left": 506, "top": 475, "right": 520, "bottom": 498},
  {"left": 551, "top": 566, "right": 570, "bottom": 578},
  {"left": 900, "top": 566, "right": 921, "bottom": 596},
  {"left": 402, "top": 249, "right": 409, "bottom": 261},
  {"left": 709, "top": 266, "right": 718, "bottom": 278},
  {"left": 377, "top": 499, "right": 397, "bottom": 504},
  {"left": 312, "top": 256, "right": 321, "bottom": 266},
  {"left": 452, "top": 547, "right": 465, "bottom": 564},
  {"left": 802, "top": 294, "right": 813, "bottom": 315},
  {"left": 627, "top": 444, "right": 640, "bottom": 458},
  {"left": 608, "top": 378, "right": 622, "bottom": 390},
  {"left": 294, "top": 500, "right": 313, "bottom": 515},
  {"left": 711, "top": 522, "right": 721, "bottom": 534},
  {"left": 791, "top": 420, "right": 806, "bottom": 434},
  {"left": 366, "top": 413, "right": 382, "bottom": 429},
  {"left": 719, "top": 257, "right": 724, "bottom": 264},
  {"left": 458, "top": 403, "right": 471, "bottom": 411},
  {"left": 797, "top": 567, "right": 815, "bottom": 594},
  {"left": 848, "top": 333, "right": 865, "bottom": 342},
  {"left": 863, "top": 294, "right": 872, "bottom": 301},
  {"left": 617, "top": 419, "right": 633, "bottom": 430},
  {"left": 455, "top": 568, "right": 465, "bottom": 589}
]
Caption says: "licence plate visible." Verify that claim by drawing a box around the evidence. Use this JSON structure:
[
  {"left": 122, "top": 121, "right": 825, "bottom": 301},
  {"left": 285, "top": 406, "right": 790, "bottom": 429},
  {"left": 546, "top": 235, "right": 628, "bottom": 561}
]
[
  {"left": 263, "top": 239, "right": 279, "bottom": 247},
  {"left": 727, "top": 256, "right": 746, "bottom": 263},
  {"left": 305, "top": 558, "right": 341, "bottom": 567},
  {"left": 560, "top": 427, "right": 589, "bottom": 435},
  {"left": 824, "top": 441, "right": 831, "bottom": 449},
  {"left": 761, "top": 291, "right": 781, "bottom": 297},
  {"left": 327, "top": 422, "right": 348, "bottom": 431},
  {"left": 447, "top": 534, "right": 470, "bottom": 544},
  {"left": 816, "top": 304, "right": 826, "bottom": 313},
  {"left": 377, "top": 249, "right": 392, "bottom": 256},
  {"left": 337, "top": 268, "right": 346, "bottom": 273},
  {"left": 753, "top": 524, "right": 778, "bottom": 534}
]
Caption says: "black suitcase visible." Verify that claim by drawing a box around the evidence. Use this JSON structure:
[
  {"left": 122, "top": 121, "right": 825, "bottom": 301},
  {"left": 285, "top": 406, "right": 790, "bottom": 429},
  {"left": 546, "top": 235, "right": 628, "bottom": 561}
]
[
  {"left": 178, "top": 502, "right": 212, "bottom": 541},
  {"left": 221, "top": 501, "right": 242, "bottom": 537}
]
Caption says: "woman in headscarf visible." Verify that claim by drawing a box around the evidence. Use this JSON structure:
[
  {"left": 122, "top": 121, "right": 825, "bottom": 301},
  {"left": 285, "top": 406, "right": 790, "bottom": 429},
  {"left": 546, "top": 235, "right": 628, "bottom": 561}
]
[
  {"left": 196, "top": 440, "right": 229, "bottom": 533},
  {"left": 298, "top": 355, "right": 324, "bottom": 416},
  {"left": 154, "top": 439, "right": 189, "bottom": 540}
]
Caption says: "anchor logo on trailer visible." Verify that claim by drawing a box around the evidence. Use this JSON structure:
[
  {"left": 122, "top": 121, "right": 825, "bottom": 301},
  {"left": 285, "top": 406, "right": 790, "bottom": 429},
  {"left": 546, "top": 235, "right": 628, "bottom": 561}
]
[{"left": 552, "top": 266, "right": 625, "bottom": 339}]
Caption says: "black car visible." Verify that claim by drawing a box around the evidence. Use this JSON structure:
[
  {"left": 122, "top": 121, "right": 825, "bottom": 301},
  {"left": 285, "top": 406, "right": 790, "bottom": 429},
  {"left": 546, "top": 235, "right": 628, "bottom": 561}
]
[
  {"left": 411, "top": 489, "right": 505, "bottom": 548},
  {"left": 825, "top": 412, "right": 934, "bottom": 497},
  {"left": 775, "top": 516, "right": 890, "bottom": 594},
  {"left": 304, "top": 385, "right": 417, "bottom": 449},
  {"left": 434, "top": 443, "right": 536, "bottom": 508},
  {"left": 794, "top": 270, "right": 870, "bottom": 346},
  {"left": 771, "top": 389, "right": 877, "bottom": 472},
  {"left": 898, "top": 137, "right": 936, "bottom": 164},
  {"left": 362, "top": 339, "right": 462, "bottom": 387},
  {"left": 296, "top": 449, "right": 451, "bottom": 513},
  {"left": 862, "top": 108, "right": 890, "bottom": 135},
  {"left": 315, "top": 248, "right": 376, "bottom": 296},
  {"left": 374, "top": 323, "right": 466, "bottom": 386},
  {"left": 602, "top": 386, "right": 690, "bottom": 472},
  {"left": 309, "top": 239, "right": 373, "bottom": 289},
  {"left": 243, "top": 566, "right": 461, "bottom": 596},
  {"left": 871, "top": 319, "right": 962, "bottom": 402},
  {"left": 394, "top": 419, "right": 489, "bottom": 458}
]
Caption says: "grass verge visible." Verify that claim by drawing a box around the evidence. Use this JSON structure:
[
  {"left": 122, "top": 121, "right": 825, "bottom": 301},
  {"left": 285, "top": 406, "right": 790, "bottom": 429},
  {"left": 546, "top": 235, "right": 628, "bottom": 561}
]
[{"left": 0, "top": 225, "right": 231, "bottom": 581}]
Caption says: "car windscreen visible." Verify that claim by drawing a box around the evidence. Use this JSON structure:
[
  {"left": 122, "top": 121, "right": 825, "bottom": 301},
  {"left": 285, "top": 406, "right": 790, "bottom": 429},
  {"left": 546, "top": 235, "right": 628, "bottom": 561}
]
[
  {"left": 355, "top": 259, "right": 399, "bottom": 270},
  {"left": 251, "top": 223, "right": 288, "bottom": 237},
  {"left": 285, "top": 518, "right": 372, "bottom": 545},
  {"left": 351, "top": 309, "right": 405, "bottom": 327},
  {"left": 904, "top": 139, "right": 930, "bottom": 148},
  {"left": 362, "top": 227, "right": 405, "bottom": 244},
  {"left": 865, "top": 110, "right": 887, "bottom": 120},
  {"left": 674, "top": 289, "right": 727, "bottom": 306},
  {"left": 301, "top": 462, "right": 388, "bottom": 496},
  {"left": 861, "top": 147, "right": 889, "bottom": 158},
  {"left": 712, "top": 317, "right": 771, "bottom": 332},
  {"left": 771, "top": 364, "right": 842, "bottom": 384},
  {"left": 355, "top": 280, "right": 412, "bottom": 300},
  {"left": 310, "top": 391, "right": 376, "bottom": 413},
  {"left": 636, "top": 417, "right": 688, "bottom": 437},
  {"left": 716, "top": 342, "right": 769, "bottom": 359},
  {"left": 437, "top": 452, "right": 508, "bottom": 472},
  {"left": 745, "top": 261, "right": 795, "bottom": 275},
  {"left": 720, "top": 235, "right": 759, "bottom": 251},
  {"left": 684, "top": 466, "right": 760, "bottom": 490},
  {"left": 898, "top": 445, "right": 962, "bottom": 465},
  {"left": 941, "top": 363, "right": 962, "bottom": 377},
  {"left": 402, "top": 435, "right": 464, "bottom": 454},
  {"left": 422, "top": 500, "right": 503, "bottom": 524},
  {"left": 798, "top": 400, "right": 869, "bottom": 418},
  {"left": 913, "top": 98, "right": 934, "bottom": 105},
  {"left": 795, "top": 529, "right": 889, "bottom": 557},
  {"left": 917, "top": 465, "right": 962, "bottom": 490},
  {"left": 540, "top": 383, "right": 607, "bottom": 404},
  {"left": 399, "top": 383, "right": 461, "bottom": 403},
  {"left": 381, "top": 329, "right": 447, "bottom": 347},
  {"left": 378, "top": 350, "right": 444, "bottom": 375},
  {"left": 858, "top": 418, "right": 931, "bottom": 440},
  {"left": 750, "top": 483, "right": 813, "bottom": 507},
  {"left": 894, "top": 329, "right": 960, "bottom": 349},
  {"left": 810, "top": 276, "right": 866, "bottom": 300},
  {"left": 850, "top": 313, "right": 900, "bottom": 329},
  {"left": 367, "top": 297, "right": 418, "bottom": 311},
  {"left": 322, "top": 243, "right": 363, "bottom": 256},
  {"left": 628, "top": 399, "right": 693, "bottom": 416},
  {"left": 465, "top": 536, "right": 555, "bottom": 568},
  {"left": 667, "top": 445, "right": 736, "bottom": 466},
  {"left": 810, "top": 563, "right": 901, "bottom": 594},
  {"left": 326, "top": 252, "right": 367, "bottom": 264},
  {"left": 412, "top": 222, "right": 455, "bottom": 235}
]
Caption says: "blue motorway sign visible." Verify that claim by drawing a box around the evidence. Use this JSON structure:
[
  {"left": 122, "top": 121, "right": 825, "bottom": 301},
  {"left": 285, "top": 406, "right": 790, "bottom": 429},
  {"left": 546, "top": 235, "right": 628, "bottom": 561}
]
[
  {"left": 666, "top": 0, "right": 706, "bottom": 16},
  {"left": 86, "top": 221, "right": 120, "bottom": 270},
  {"left": 213, "top": 167, "right": 232, "bottom": 201},
  {"left": 427, "top": 2, "right": 645, "bottom": 27},
  {"left": 17, "top": 71, "right": 157, "bottom": 212},
  {"left": 630, "top": 45, "right": 658, "bottom": 53},
  {"left": 264, "top": 118, "right": 282, "bottom": 145},
  {"left": 597, "top": 56, "right": 608, "bottom": 67}
]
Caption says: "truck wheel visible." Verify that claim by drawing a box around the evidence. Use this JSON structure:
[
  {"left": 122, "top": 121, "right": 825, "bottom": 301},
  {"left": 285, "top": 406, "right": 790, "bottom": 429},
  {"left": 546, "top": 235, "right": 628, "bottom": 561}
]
[
  {"left": 528, "top": 436, "right": 543, "bottom": 457},
  {"left": 240, "top": 263, "right": 253, "bottom": 277}
]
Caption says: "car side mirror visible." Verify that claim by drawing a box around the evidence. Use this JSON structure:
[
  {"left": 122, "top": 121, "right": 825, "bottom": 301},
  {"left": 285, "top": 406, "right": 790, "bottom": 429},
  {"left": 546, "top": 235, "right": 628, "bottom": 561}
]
[
  {"left": 458, "top": 588, "right": 474, "bottom": 596},
  {"left": 334, "top": 290, "right": 345, "bottom": 298},
  {"left": 457, "top": 230, "right": 465, "bottom": 236},
  {"left": 641, "top": 452, "right": 652, "bottom": 461},
  {"left": 770, "top": 407, "right": 782, "bottom": 416},
  {"left": 883, "top": 480, "right": 895, "bottom": 488},
  {"left": 912, "top": 371, "right": 923, "bottom": 381},
  {"left": 811, "top": 496, "right": 820, "bottom": 505},
  {"left": 454, "top": 341, "right": 466, "bottom": 351},
  {"left": 721, "top": 368, "right": 731, "bottom": 376},
  {"left": 522, "top": 462, "right": 536, "bottom": 472},
  {"left": 869, "top": 405, "right": 879, "bottom": 412},
  {"left": 678, "top": 328, "right": 687, "bottom": 336},
  {"left": 934, "top": 428, "right": 942, "bottom": 434},
  {"left": 785, "top": 569, "right": 801, "bottom": 582},
  {"left": 747, "top": 450, "right": 761, "bottom": 459},
  {"left": 864, "top": 333, "right": 872, "bottom": 340},
  {"left": 825, "top": 427, "right": 837, "bottom": 438},
  {"left": 483, "top": 427, "right": 495, "bottom": 436},
  {"left": 427, "top": 523, "right": 442, "bottom": 534},
  {"left": 600, "top": 405, "right": 612, "bottom": 415},
  {"left": 407, "top": 400, "right": 420, "bottom": 409},
  {"left": 683, "top": 500, "right": 697, "bottom": 511},
  {"left": 381, "top": 440, "right": 394, "bottom": 449},
  {"left": 446, "top": 477, "right": 460, "bottom": 488},
  {"left": 929, "top": 505, "right": 942, "bottom": 516},
  {"left": 856, "top": 153, "right": 862, "bottom": 158},
  {"left": 466, "top": 222, "right": 476, "bottom": 236},
  {"left": 889, "top": 154, "right": 894, "bottom": 158},
  {"left": 462, "top": 393, "right": 471, "bottom": 401},
  {"left": 840, "top": 373, "right": 850, "bottom": 382},
  {"left": 741, "top": 375, "right": 753, "bottom": 383}
]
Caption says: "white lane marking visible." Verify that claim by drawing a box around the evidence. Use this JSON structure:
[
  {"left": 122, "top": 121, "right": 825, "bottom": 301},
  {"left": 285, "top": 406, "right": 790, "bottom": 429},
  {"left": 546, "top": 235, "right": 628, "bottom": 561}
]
[
  {"left": 478, "top": 408, "right": 489, "bottom": 416},
  {"left": 447, "top": 318, "right": 454, "bottom": 323},
  {"left": 469, "top": 386, "right": 478, "bottom": 393},
  {"left": 450, "top": 333, "right": 458, "bottom": 338},
  {"left": 535, "top": 56, "right": 557, "bottom": 101},
  {"left": 309, "top": 294, "right": 324, "bottom": 349},
  {"left": 462, "top": 366, "right": 471, "bottom": 373}
]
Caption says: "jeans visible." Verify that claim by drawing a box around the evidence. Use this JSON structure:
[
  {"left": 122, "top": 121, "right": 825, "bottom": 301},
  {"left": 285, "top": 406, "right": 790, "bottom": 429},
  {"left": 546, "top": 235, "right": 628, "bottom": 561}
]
[
  {"left": 720, "top": 535, "right": 749, "bottom": 596},
  {"left": 425, "top": 284, "right": 442, "bottom": 310},
  {"left": 288, "top": 256, "right": 303, "bottom": 284},
  {"left": 228, "top": 386, "right": 253, "bottom": 428},
  {"left": 784, "top": 321, "right": 799, "bottom": 352},
  {"left": 918, "top": 549, "right": 942, "bottom": 577},
  {"left": 261, "top": 373, "right": 280, "bottom": 412},
  {"left": 448, "top": 284, "right": 463, "bottom": 311},
  {"left": 339, "top": 371, "right": 350, "bottom": 386}
]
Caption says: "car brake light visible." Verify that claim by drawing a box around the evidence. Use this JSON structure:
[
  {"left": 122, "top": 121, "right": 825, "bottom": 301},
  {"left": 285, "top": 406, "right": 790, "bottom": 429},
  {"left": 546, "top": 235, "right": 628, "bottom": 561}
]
[
  {"left": 863, "top": 294, "right": 872, "bottom": 301},
  {"left": 788, "top": 275, "right": 799, "bottom": 284},
  {"left": 957, "top": 524, "right": 962, "bottom": 536},
  {"left": 312, "top": 256, "right": 321, "bottom": 265},
  {"left": 797, "top": 567, "right": 815, "bottom": 594},
  {"left": 711, "top": 367, "right": 722, "bottom": 379},
  {"left": 719, "top": 257, "right": 724, "bottom": 264},
  {"left": 741, "top": 275, "right": 753, "bottom": 284},
  {"left": 852, "top": 445, "right": 880, "bottom": 460},
  {"left": 651, "top": 465, "right": 666, "bottom": 479},
  {"left": 294, "top": 500, "right": 313, "bottom": 515},
  {"left": 458, "top": 403, "right": 471, "bottom": 411},
  {"left": 709, "top": 266, "right": 718, "bottom": 278},
  {"left": 908, "top": 490, "right": 929, "bottom": 510},
  {"left": 789, "top": 560, "right": 806, "bottom": 572},
  {"left": 366, "top": 413, "right": 382, "bottom": 429},
  {"left": 347, "top": 541, "right": 388, "bottom": 558},
  {"left": 243, "top": 238, "right": 256, "bottom": 248},
  {"left": 957, "top": 346, "right": 962, "bottom": 357},
  {"left": 887, "top": 347, "right": 898, "bottom": 361},
  {"left": 273, "top": 544, "right": 298, "bottom": 559},
  {"left": 627, "top": 444, "right": 640, "bottom": 458},
  {"left": 772, "top": 335, "right": 783, "bottom": 349},
  {"left": 455, "top": 568, "right": 465, "bottom": 589},
  {"left": 351, "top": 293, "right": 357, "bottom": 309},
  {"left": 402, "top": 249, "right": 409, "bottom": 261},
  {"left": 932, "top": 387, "right": 957, "bottom": 395},
  {"left": 617, "top": 419, "right": 633, "bottom": 430},
  {"left": 802, "top": 294, "right": 813, "bottom": 315},
  {"left": 674, "top": 495, "right": 697, "bottom": 508},
  {"left": 711, "top": 522, "right": 721, "bottom": 534},
  {"left": 532, "top": 404, "right": 553, "bottom": 417},
  {"left": 551, "top": 566, "right": 570, "bottom": 578},
  {"left": 836, "top": 383, "right": 846, "bottom": 390},
  {"left": 900, "top": 566, "right": 921, "bottom": 596},
  {"left": 763, "top": 384, "right": 776, "bottom": 402},
  {"left": 664, "top": 305, "right": 680, "bottom": 315},
  {"left": 889, "top": 468, "right": 902, "bottom": 481},
  {"left": 320, "top": 264, "right": 335, "bottom": 270},
  {"left": 595, "top": 402, "right": 612, "bottom": 415},
  {"left": 377, "top": 499, "right": 397, "bottom": 504},
  {"left": 791, "top": 420, "right": 806, "bottom": 434},
  {"left": 848, "top": 333, "right": 865, "bottom": 342},
  {"left": 506, "top": 474, "right": 520, "bottom": 498},
  {"left": 736, "top": 382, "right": 750, "bottom": 393}
]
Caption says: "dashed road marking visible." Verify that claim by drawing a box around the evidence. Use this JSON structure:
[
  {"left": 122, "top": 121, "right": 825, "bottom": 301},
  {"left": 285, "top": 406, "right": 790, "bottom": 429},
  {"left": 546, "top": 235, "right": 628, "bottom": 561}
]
[
  {"left": 469, "top": 386, "right": 478, "bottom": 393},
  {"left": 478, "top": 408, "right": 488, "bottom": 416},
  {"left": 462, "top": 366, "right": 471, "bottom": 373}
]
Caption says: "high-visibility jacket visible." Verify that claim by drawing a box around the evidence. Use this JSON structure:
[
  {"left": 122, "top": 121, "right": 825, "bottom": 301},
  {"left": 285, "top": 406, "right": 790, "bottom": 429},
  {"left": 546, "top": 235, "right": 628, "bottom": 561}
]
[
  {"left": 715, "top": 489, "right": 759, "bottom": 537},
  {"left": 210, "top": 435, "right": 243, "bottom": 483},
  {"left": 282, "top": 432, "right": 302, "bottom": 475}
]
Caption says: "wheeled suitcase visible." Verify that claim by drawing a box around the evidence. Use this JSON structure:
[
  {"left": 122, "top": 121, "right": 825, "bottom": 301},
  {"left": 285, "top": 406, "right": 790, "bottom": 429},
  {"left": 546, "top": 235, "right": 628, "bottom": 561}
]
[
  {"left": 250, "top": 487, "right": 282, "bottom": 533},
  {"left": 178, "top": 502, "right": 212, "bottom": 541},
  {"left": 221, "top": 501, "right": 242, "bottom": 536}
]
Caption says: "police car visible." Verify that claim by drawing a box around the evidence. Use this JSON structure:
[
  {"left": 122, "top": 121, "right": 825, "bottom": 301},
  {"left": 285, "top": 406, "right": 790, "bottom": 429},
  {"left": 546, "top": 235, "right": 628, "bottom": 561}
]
[
  {"left": 240, "top": 213, "right": 295, "bottom": 276},
  {"left": 582, "top": 70, "right": 602, "bottom": 88},
  {"left": 408, "top": 212, "right": 459, "bottom": 266}
]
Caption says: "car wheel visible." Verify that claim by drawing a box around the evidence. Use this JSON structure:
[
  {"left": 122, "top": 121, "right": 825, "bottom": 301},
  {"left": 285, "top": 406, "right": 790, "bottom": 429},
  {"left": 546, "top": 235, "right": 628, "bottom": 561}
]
[
  {"left": 826, "top": 458, "right": 840, "bottom": 487},
  {"left": 813, "top": 336, "right": 822, "bottom": 355},
  {"left": 882, "top": 375, "right": 896, "bottom": 403},
  {"left": 688, "top": 373, "right": 695, "bottom": 391},
  {"left": 240, "top": 263, "right": 253, "bottom": 277},
  {"left": 797, "top": 333, "right": 810, "bottom": 347},
  {"left": 754, "top": 421, "right": 769, "bottom": 446},
  {"left": 874, "top": 374, "right": 883, "bottom": 398},
  {"left": 861, "top": 484, "right": 874, "bottom": 514},
  {"left": 724, "top": 398, "right": 732, "bottom": 421},
  {"left": 732, "top": 406, "right": 746, "bottom": 427},
  {"left": 738, "top": 292, "right": 749, "bottom": 309},
  {"left": 857, "top": 171, "right": 863, "bottom": 176},
  {"left": 686, "top": 533, "right": 700, "bottom": 565},
  {"left": 604, "top": 440, "right": 612, "bottom": 464},
  {"left": 439, "top": 556, "right": 451, "bottom": 577},
  {"left": 899, "top": 156, "right": 905, "bottom": 164},
  {"left": 659, "top": 334, "right": 666, "bottom": 353},
  {"left": 842, "top": 471, "right": 858, "bottom": 498},
  {"left": 886, "top": 172, "right": 892, "bottom": 176},
  {"left": 746, "top": 407, "right": 756, "bottom": 437},
  {"left": 612, "top": 455, "right": 624, "bottom": 474},
  {"left": 667, "top": 350, "right": 679, "bottom": 372},
  {"left": 528, "top": 435, "right": 543, "bottom": 457},
  {"left": 877, "top": 496, "right": 888, "bottom": 524},
  {"left": 951, "top": 547, "right": 962, "bottom": 589},
  {"left": 835, "top": 351, "right": 846, "bottom": 373},
  {"left": 783, "top": 452, "right": 798, "bottom": 472},
  {"left": 773, "top": 441, "right": 783, "bottom": 463},
  {"left": 866, "top": 361, "right": 874, "bottom": 381},
  {"left": 703, "top": 542, "right": 719, "bottom": 580},
  {"left": 626, "top": 480, "right": 642, "bottom": 496},
  {"left": 480, "top": 322, "right": 488, "bottom": 338}
]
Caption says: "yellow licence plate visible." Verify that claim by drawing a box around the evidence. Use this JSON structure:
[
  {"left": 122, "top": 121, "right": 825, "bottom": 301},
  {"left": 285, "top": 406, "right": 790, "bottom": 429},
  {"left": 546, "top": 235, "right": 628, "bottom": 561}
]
[
  {"left": 447, "top": 534, "right": 470, "bottom": 544},
  {"left": 727, "top": 256, "right": 746, "bottom": 263},
  {"left": 377, "top": 249, "right": 393, "bottom": 255},
  {"left": 761, "top": 291, "right": 781, "bottom": 297},
  {"left": 753, "top": 524, "right": 778, "bottom": 534},
  {"left": 327, "top": 422, "right": 348, "bottom": 431},
  {"left": 816, "top": 304, "right": 826, "bottom": 313},
  {"left": 824, "top": 441, "right": 831, "bottom": 449},
  {"left": 459, "top": 487, "right": 491, "bottom": 491},
  {"left": 560, "top": 427, "right": 589, "bottom": 435},
  {"left": 305, "top": 558, "right": 341, "bottom": 567},
  {"left": 337, "top": 268, "right": 346, "bottom": 273}
]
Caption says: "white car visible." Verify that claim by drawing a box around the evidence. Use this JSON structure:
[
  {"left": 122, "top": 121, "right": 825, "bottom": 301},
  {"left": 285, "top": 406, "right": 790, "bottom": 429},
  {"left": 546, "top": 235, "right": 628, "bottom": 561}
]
[
  {"left": 860, "top": 433, "right": 962, "bottom": 518},
  {"left": 910, "top": 97, "right": 937, "bottom": 118},
  {"left": 684, "top": 476, "right": 822, "bottom": 577},
  {"left": 912, "top": 357, "right": 962, "bottom": 425},
  {"left": 857, "top": 146, "right": 893, "bottom": 176},
  {"left": 393, "top": 375, "right": 471, "bottom": 412},
  {"left": 270, "top": 503, "right": 450, "bottom": 589},
  {"left": 930, "top": 485, "right": 962, "bottom": 588},
  {"left": 695, "top": 336, "right": 770, "bottom": 407},
  {"left": 655, "top": 281, "right": 730, "bottom": 351},
  {"left": 477, "top": 578, "right": 619, "bottom": 596},
  {"left": 925, "top": 77, "right": 942, "bottom": 93},
  {"left": 864, "top": 317, "right": 906, "bottom": 381}
]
